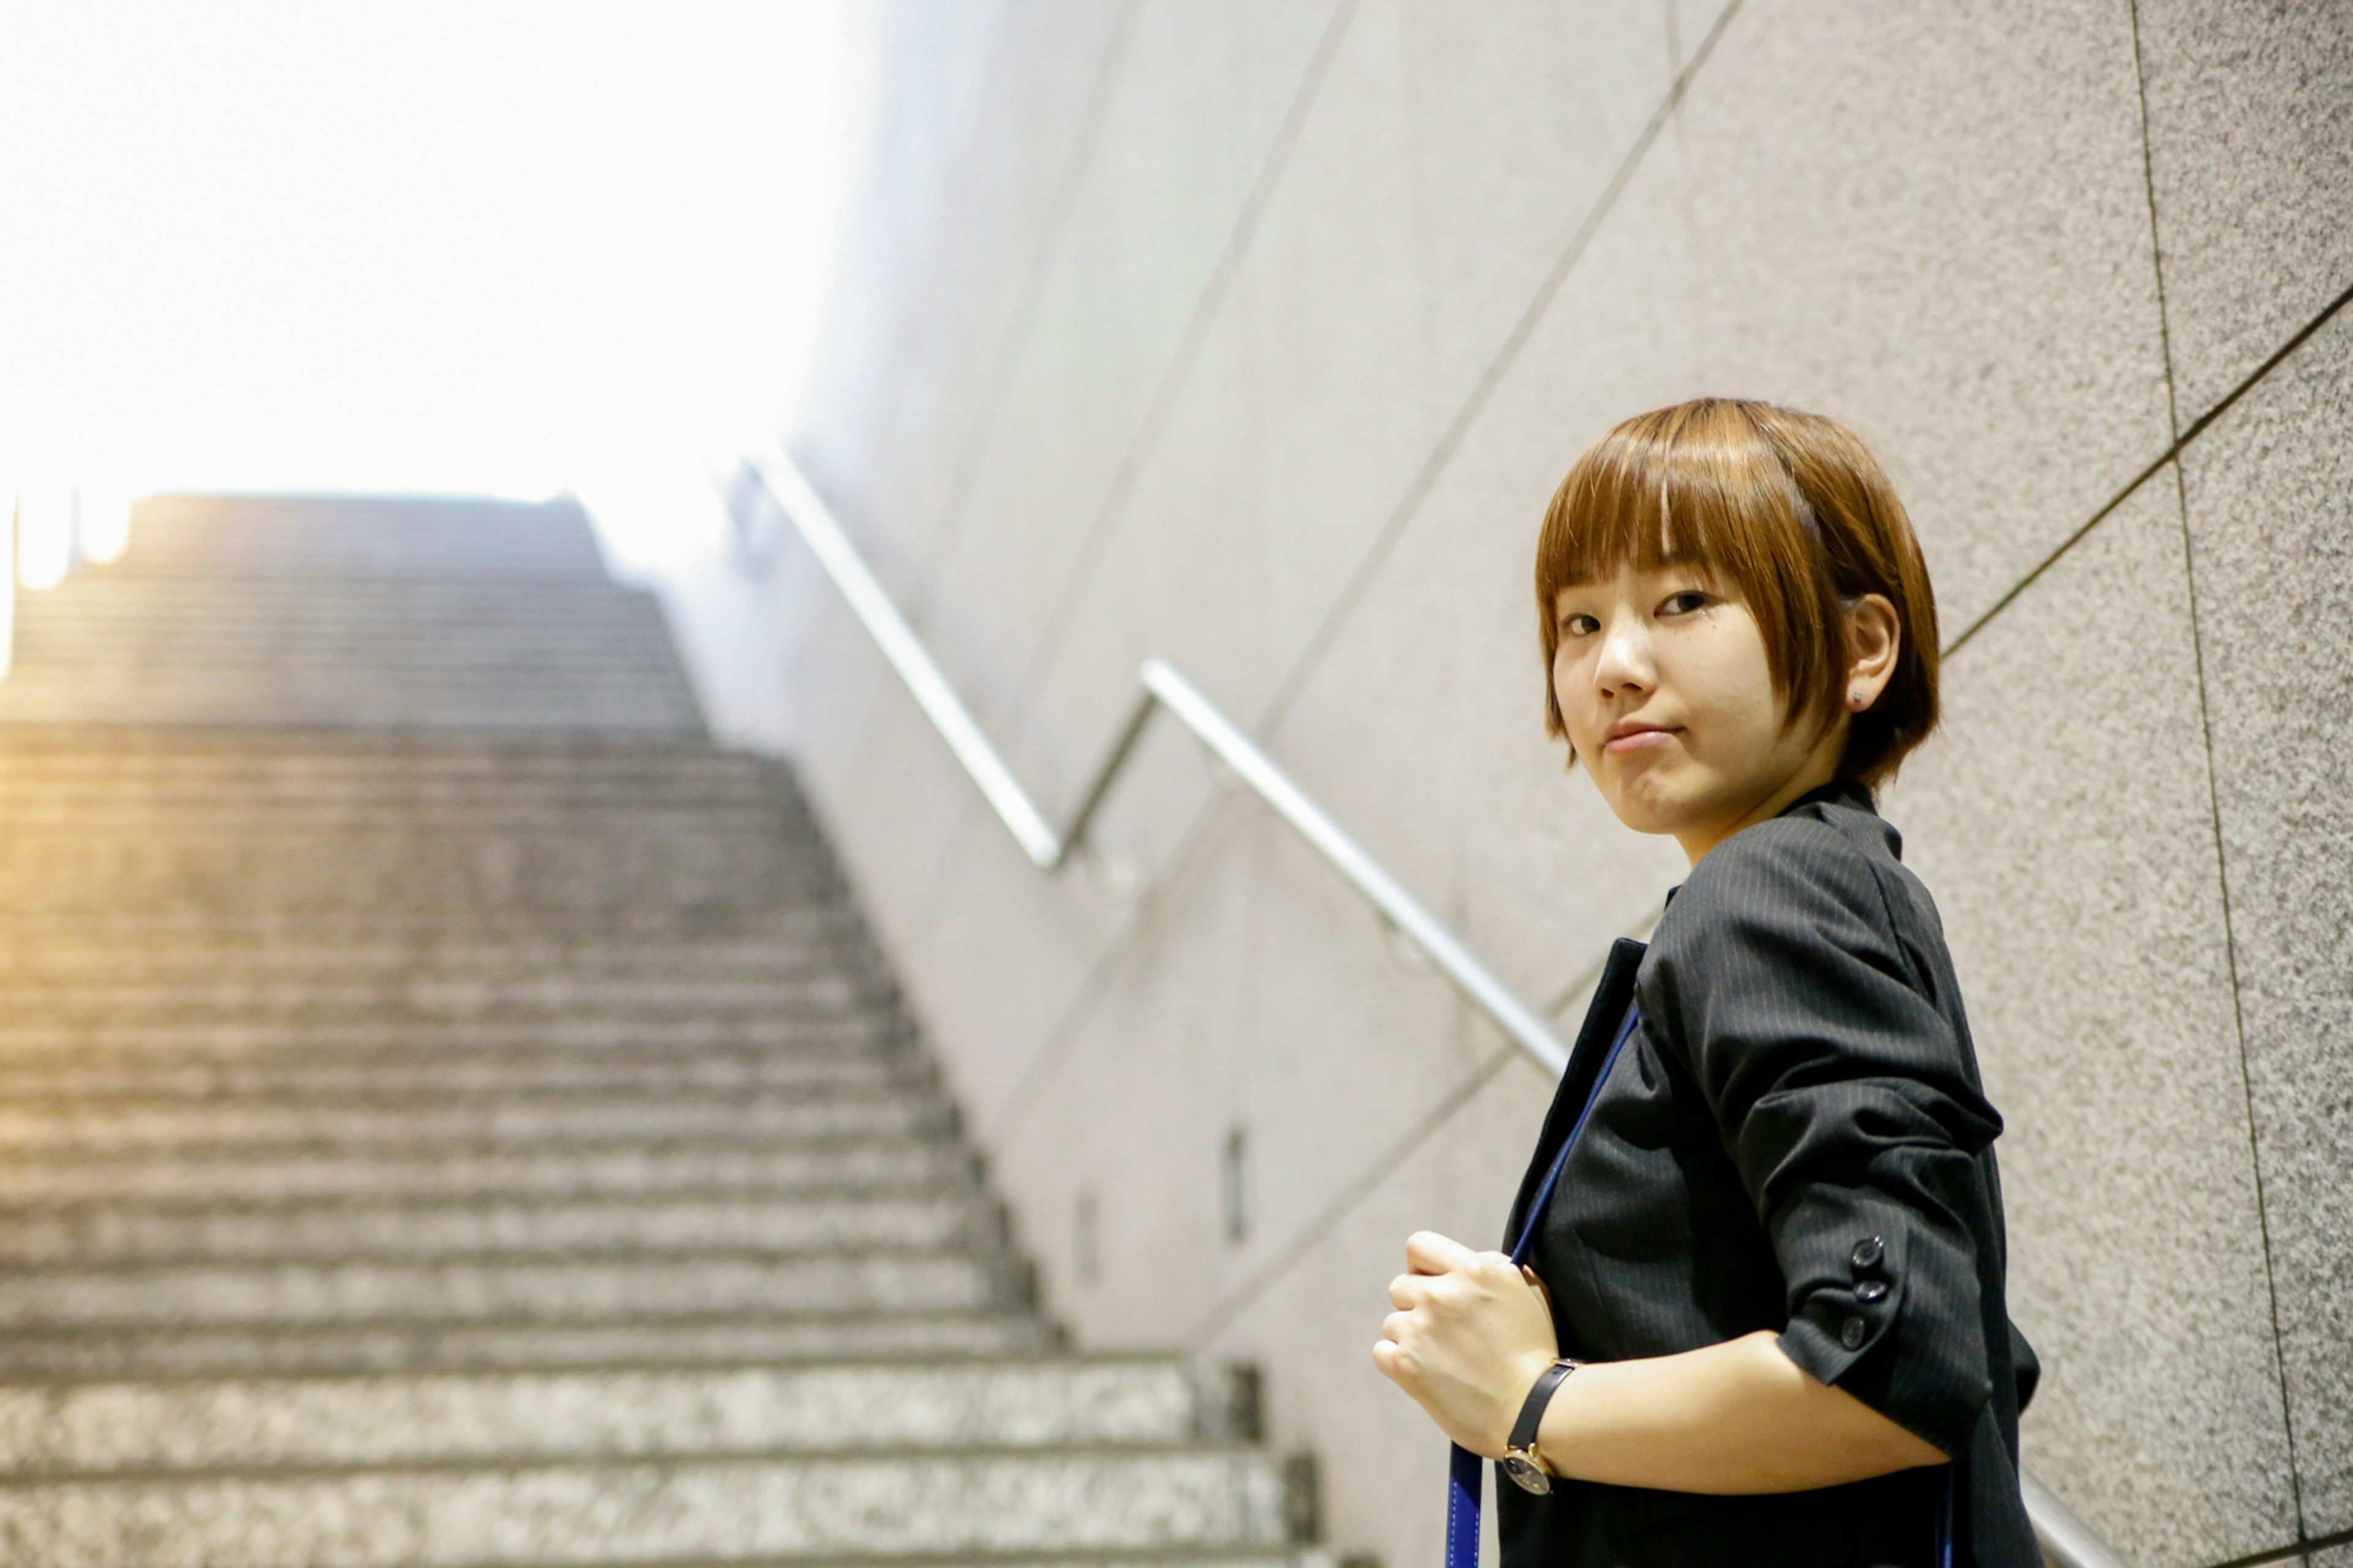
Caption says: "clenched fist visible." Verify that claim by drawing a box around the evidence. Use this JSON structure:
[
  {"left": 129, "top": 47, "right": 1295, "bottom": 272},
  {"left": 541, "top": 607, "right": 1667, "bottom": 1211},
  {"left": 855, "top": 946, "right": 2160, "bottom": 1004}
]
[{"left": 1372, "top": 1230, "right": 1559, "bottom": 1458}]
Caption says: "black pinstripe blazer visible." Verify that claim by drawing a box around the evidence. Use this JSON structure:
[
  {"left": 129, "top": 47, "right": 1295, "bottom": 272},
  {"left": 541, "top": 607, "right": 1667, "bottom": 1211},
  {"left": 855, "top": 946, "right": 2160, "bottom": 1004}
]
[{"left": 1496, "top": 779, "right": 2039, "bottom": 1567}]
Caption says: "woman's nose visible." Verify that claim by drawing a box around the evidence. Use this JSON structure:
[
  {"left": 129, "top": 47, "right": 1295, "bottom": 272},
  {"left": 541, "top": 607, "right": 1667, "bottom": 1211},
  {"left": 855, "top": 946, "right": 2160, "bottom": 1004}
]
[{"left": 1593, "top": 624, "right": 1650, "bottom": 695}]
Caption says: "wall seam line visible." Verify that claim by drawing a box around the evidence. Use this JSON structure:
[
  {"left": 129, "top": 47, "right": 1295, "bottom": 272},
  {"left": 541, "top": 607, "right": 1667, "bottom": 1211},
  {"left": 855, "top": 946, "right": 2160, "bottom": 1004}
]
[
  {"left": 2126, "top": 0, "right": 2307, "bottom": 1543},
  {"left": 1256, "top": 0, "right": 1747, "bottom": 738},
  {"left": 990, "top": 0, "right": 1361, "bottom": 730},
  {"left": 2207, "top": 1518, "right": 2353, "bottom": 1568},
  {"left": 978, "top": 1, "right": 1748, "bottom": 1152},
  {"left": 909, "top": 2, "right": 1144, "bottom": 607},
  {"left": 902, "top": 0, "right": 1361, "bottom": 947},
  {"left": 1941, "top": 275, "right": 2353, "bottom": 661}
]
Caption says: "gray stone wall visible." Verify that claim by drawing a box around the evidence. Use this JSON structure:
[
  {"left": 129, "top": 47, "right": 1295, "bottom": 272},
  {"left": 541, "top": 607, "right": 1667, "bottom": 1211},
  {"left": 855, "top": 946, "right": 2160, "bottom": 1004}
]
[{"left": 675, "top": 5, "right": 2353, "bottom": 1564}]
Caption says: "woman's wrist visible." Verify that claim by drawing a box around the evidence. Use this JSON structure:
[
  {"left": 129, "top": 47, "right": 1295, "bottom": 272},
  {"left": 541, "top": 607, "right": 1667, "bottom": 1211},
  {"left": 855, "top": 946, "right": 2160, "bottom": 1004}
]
[{"left": 1492, "top": 1350, "right": 1563, "bottom": 1457}]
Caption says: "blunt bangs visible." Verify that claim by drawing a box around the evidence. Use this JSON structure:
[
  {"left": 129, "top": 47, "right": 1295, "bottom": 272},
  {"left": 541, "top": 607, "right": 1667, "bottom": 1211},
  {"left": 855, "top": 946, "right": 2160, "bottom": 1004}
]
[{"left": 1534, "top": 398, "right": 1941, "bottom": 790}]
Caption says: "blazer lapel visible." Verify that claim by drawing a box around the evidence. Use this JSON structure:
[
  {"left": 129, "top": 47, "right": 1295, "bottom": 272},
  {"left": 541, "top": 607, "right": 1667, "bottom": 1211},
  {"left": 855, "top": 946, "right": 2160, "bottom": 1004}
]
[{"left": 1501, "top": 936, "right": 1648, "bottom": 1248}]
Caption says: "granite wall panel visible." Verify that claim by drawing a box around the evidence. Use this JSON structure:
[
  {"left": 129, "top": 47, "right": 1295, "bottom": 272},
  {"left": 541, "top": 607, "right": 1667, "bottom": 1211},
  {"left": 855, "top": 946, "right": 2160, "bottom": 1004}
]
[
  {"left": 2180, "top": 307, "right": 2353, "bottom": 1540},
  {"left": 654, "top": 1, "right": 2353, "bottom": 1558},
  {"left": 2135, "top": 0, "right": 2353, "bottom": 417},
  {"left": 799, "top": 2, "right": 1132, "bottom": 563},
  {"left": 1888, "top": 476, "right": 2297, "bottom": 1568}
]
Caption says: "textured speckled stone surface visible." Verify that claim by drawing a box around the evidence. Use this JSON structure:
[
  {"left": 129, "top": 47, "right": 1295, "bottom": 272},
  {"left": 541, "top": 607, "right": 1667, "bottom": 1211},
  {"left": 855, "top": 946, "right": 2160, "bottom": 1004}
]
[
  {"left": 0, "top": 1138, "right": 969, "bottom": 1209},
  {"left": 795, "top": 1, "right": 1135, "bottom": 568},
  {"left": 0, "top": 1359, "right": 1205, "bottom": 1472},
  {"left": 0, "top": 1312, "right": 1057, "bottom": 1381},
  {"left": 0, "top": 1191, "right": 999, "bottom": 1265},
  {"left": 1885, "top": 474, "right": 2297, "bottom": 1568},
  {"left": 655, "top": 1, "right": 2353, "bottom": 1559},
  {"left": 0, "top": 1088, "right": 945, "bottom": 1154},
  {"left": 0, "top": 1249, "right": 1013, "bottom": 1330},
  {"left": 0, "top": 1448, "right": 1288, "bottom": 1567},
  {"left": 2136, "top": 0, "right": 2353, "bottom": 417},
  {"left": 1341, "top": 0, "right": 2172, "bottom": 639},
  {"left": 0, "top": 491, "right": 1324, "bottom": 1568},
  {"left": 2180, "top": 308, "right": 2353, "bottom": 1539}
]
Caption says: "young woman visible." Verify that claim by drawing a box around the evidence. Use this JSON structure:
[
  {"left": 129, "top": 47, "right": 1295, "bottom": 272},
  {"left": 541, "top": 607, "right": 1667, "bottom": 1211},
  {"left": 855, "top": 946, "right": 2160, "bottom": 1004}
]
[{"left": 1373, "top": 400, "right": 2037, "bottom": 1566}]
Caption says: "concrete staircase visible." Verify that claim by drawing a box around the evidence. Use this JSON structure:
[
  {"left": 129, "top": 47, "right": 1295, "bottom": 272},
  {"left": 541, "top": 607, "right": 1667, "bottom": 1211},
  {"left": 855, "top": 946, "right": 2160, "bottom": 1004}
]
[{"left": 0, "top": 496, "right": 1316, "bottom": 1567}]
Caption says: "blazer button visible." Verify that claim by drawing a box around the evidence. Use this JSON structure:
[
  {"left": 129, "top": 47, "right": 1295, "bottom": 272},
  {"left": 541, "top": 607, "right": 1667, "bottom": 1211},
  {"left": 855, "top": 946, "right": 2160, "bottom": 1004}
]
[
  {"left": 1841, "top": 1316, "right": 1868, "bottom": 1350},
  {"left": 1851, "top": 1236, "right": 1885, "bottom": 1270},
  {"left": 1855, "top": 1279, "right": 1889, "bottom": 1303}
]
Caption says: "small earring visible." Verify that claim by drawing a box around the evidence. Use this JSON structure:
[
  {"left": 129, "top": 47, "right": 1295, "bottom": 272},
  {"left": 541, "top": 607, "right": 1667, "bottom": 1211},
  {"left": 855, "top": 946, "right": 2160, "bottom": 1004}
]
[{"left": 1848, "top": 689, "right": 1865, "bottom": 710}]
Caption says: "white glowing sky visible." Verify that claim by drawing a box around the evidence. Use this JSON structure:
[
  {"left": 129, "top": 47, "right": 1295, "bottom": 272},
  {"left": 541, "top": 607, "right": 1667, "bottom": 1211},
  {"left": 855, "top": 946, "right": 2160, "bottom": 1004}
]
[{"left": 0, "top": 1, "right": 871, "bottom": 581}]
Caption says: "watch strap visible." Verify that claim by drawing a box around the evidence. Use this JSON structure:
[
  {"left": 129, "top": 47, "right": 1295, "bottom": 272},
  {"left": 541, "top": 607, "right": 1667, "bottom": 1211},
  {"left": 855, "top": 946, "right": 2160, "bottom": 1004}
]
[{"left": 1507, "top": 1358, "right": 1582, "bottom": 1455}]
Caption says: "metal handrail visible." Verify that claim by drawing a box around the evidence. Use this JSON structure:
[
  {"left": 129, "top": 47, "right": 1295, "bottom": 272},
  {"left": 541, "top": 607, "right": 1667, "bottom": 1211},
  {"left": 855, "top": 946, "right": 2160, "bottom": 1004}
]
[
  {"left": 748, "top": 447, "right": 1569, "bottom": 1075},
  {"left": 746, "top": 445, "right": 2129, "bottom": 1568}
]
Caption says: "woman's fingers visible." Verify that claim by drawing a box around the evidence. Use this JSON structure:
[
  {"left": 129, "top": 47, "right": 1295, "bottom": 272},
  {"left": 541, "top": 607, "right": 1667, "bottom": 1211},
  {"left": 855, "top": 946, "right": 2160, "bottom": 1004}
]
[{"left": 1404, "top": 1230, "right": 1480, "bottom": 1276}]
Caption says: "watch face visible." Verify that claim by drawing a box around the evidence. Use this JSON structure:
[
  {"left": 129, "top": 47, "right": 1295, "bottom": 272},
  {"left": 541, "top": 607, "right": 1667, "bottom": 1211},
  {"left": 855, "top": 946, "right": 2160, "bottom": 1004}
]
[{"left": 1502, "top": 1453, "right": 1553, "bottom": 1496}]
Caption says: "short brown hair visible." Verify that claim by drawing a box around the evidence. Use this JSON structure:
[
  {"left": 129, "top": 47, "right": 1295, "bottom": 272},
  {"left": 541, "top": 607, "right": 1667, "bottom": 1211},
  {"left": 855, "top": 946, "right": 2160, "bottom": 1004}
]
[{"left": 1535, "top": 398, "right": 1940, "bottom": 790}]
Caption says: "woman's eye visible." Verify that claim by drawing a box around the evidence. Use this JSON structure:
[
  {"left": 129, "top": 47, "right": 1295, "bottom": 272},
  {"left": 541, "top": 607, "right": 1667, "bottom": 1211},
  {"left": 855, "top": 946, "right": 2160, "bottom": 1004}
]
[
  {"left": 1659, "top": 590, "right": 1710, "bottom": 616},
  {"left": 1560, "top": 613, "right": 1600, "bottom": 637}
]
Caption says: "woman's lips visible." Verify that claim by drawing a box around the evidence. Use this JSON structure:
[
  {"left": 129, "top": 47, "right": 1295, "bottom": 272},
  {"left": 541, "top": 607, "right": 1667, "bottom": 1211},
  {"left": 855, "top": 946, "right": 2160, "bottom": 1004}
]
[{"left": 1602, "top": 724, "right": 1675, "bottom": 756}]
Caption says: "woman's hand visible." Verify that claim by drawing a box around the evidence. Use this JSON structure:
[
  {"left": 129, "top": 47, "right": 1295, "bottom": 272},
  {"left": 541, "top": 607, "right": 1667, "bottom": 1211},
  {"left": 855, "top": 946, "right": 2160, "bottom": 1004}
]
[{"left": 1372, "top": 1230, "right": 1559, "bottom": 1457}]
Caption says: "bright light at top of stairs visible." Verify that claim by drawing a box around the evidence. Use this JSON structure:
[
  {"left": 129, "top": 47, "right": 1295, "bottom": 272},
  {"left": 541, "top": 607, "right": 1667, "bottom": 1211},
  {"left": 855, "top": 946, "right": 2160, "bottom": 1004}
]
[
  {"left": 15, "top": 488, "right": 74, "bottom": 591},
  {"left": 7, "top": 484, "right": 131, "bottom": 594},
  {"left": 78, "top": 486, "right": 132, "bottom": 564},
  {"left": 0, "top": 508, "right": 11, "bottom": 684}
]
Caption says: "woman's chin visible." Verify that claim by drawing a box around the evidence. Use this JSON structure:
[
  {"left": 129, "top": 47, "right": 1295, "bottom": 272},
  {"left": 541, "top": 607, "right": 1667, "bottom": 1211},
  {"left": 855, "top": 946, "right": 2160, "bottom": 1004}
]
[{"left": 1598, "top": 768, "right": 1699, "bottom": 839}]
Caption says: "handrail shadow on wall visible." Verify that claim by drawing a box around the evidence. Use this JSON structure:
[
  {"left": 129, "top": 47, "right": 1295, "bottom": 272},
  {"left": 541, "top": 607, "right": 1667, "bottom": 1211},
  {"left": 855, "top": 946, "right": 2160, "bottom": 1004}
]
[{"left": 743, "top": 445, "right": 2131, "bottom": 1568}]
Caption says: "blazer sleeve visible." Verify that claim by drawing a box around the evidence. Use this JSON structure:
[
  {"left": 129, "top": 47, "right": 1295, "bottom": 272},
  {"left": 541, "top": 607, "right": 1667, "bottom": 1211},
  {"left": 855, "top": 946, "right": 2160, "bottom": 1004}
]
[{"left": 1638, "top": 818, "right": 2004, "bottom": 1461}]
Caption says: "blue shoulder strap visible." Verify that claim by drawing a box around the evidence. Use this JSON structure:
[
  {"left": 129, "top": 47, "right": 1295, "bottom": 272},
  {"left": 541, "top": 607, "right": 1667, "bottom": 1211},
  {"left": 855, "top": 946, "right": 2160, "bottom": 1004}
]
[
  {"left": 1439, "top": 1000, "right": 1961, "bottom": 1567},
  {"left": 1444, "top": 1003, "right": 1640, "bottom": 1568}
]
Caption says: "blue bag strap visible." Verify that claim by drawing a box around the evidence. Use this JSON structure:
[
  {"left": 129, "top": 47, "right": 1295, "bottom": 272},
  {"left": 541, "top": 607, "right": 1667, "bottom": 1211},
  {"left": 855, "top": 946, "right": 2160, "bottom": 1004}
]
[
  {"left": 1442, "top": 1003, "right": 1640, "bottom": 1568},
  {"left": 1938, "top": 1459, "right": 1957, "bottom": 1567}
]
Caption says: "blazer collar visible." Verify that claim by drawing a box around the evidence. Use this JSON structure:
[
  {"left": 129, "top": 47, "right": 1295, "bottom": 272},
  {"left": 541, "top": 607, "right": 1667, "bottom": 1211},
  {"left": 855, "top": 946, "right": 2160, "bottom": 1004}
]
[
  {"left": 1662, "top": 777, "right": 1894, "bottom": 916},
  {"left": 1786, "top": 776, "right": 1876, "bottom": 816}
]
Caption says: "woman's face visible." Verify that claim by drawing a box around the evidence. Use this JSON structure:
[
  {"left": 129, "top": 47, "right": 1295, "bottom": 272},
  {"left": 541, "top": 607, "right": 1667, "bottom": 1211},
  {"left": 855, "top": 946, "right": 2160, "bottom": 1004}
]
[{"left": 1550, "top": 563, "right": 1844, "bottom": 864}]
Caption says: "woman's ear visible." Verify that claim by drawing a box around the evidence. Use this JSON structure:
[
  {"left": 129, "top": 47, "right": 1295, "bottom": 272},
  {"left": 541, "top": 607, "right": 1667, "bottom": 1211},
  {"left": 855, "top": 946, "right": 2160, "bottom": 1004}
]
[{"left": 1844, "top": 594, "right": 1900, "bottom": 713}]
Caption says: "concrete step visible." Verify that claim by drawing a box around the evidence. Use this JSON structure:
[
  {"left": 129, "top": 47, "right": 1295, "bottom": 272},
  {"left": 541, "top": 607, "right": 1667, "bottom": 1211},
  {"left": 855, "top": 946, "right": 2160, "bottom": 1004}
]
[
  {"left": 0, "top": 1012, "right": 897, "bottom": 1058},
  {"left": 0, "top": 1357, "right": 1227, "bottom": 1471},
  {"left": 0, "top": 1137, "right": 972, "bottom": 1206},
  {"left": 0, "top": 928, "right": 862, "bottom": 977},
  {"left": 0, "top": 909, "right": 856, "bottom": 946},
  {"left": 0, "top": 1445, "right": 1289, "bottom": 1567},
  {"left": 0, "top": 944, "right": 880, "bottom": 984},
  {"left": 0, "top": 862, "right": 828, "bottom": 923},
  {"left": 16, "top": 572, "right": 675, "bottom": 611},
  {"left": 0, "top": 1311, "right": 1059, "bottom": 1379},
  {"left": 0, "top": 792, "right": 798, "bottom": 824},
  {"left": 0, "top": 744, "right": 786, "bottom": 790},
  {"left": 0, "top": 1043, "right": 912, "bottom": 1102},
  {"left": 0, "top": 763, "right": 795, "bottom": 814},
  {"left": 0, "top": 681, "right": 705, "bottom": 736},
  {"left": 0, "top": 1088, "right": 954, "bottom": 1154},
  {"left": 0, "top": 911, "right": 857, "bottom": 947},
  {"left": 0, "top": 1190, "right": 1003, "bottom": 1265},
  {"left": 112, "top": 494, "right": 613, "bottom": 580},
  {"left": 0, "top": 973, "right": 890, "bottom": 1023},
  {"left": 0, "top": 768, "right": 789, "bottom": 806},
  {"left": 0, "top": 1248, "right": 1025, "bottom": 1330}
]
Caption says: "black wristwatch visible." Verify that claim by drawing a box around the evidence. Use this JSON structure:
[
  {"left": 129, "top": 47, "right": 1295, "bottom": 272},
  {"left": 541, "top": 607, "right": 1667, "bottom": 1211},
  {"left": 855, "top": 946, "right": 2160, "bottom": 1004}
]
[{"left": 1500, "top": 1358, "right": 1583, "bottom": 1494}]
